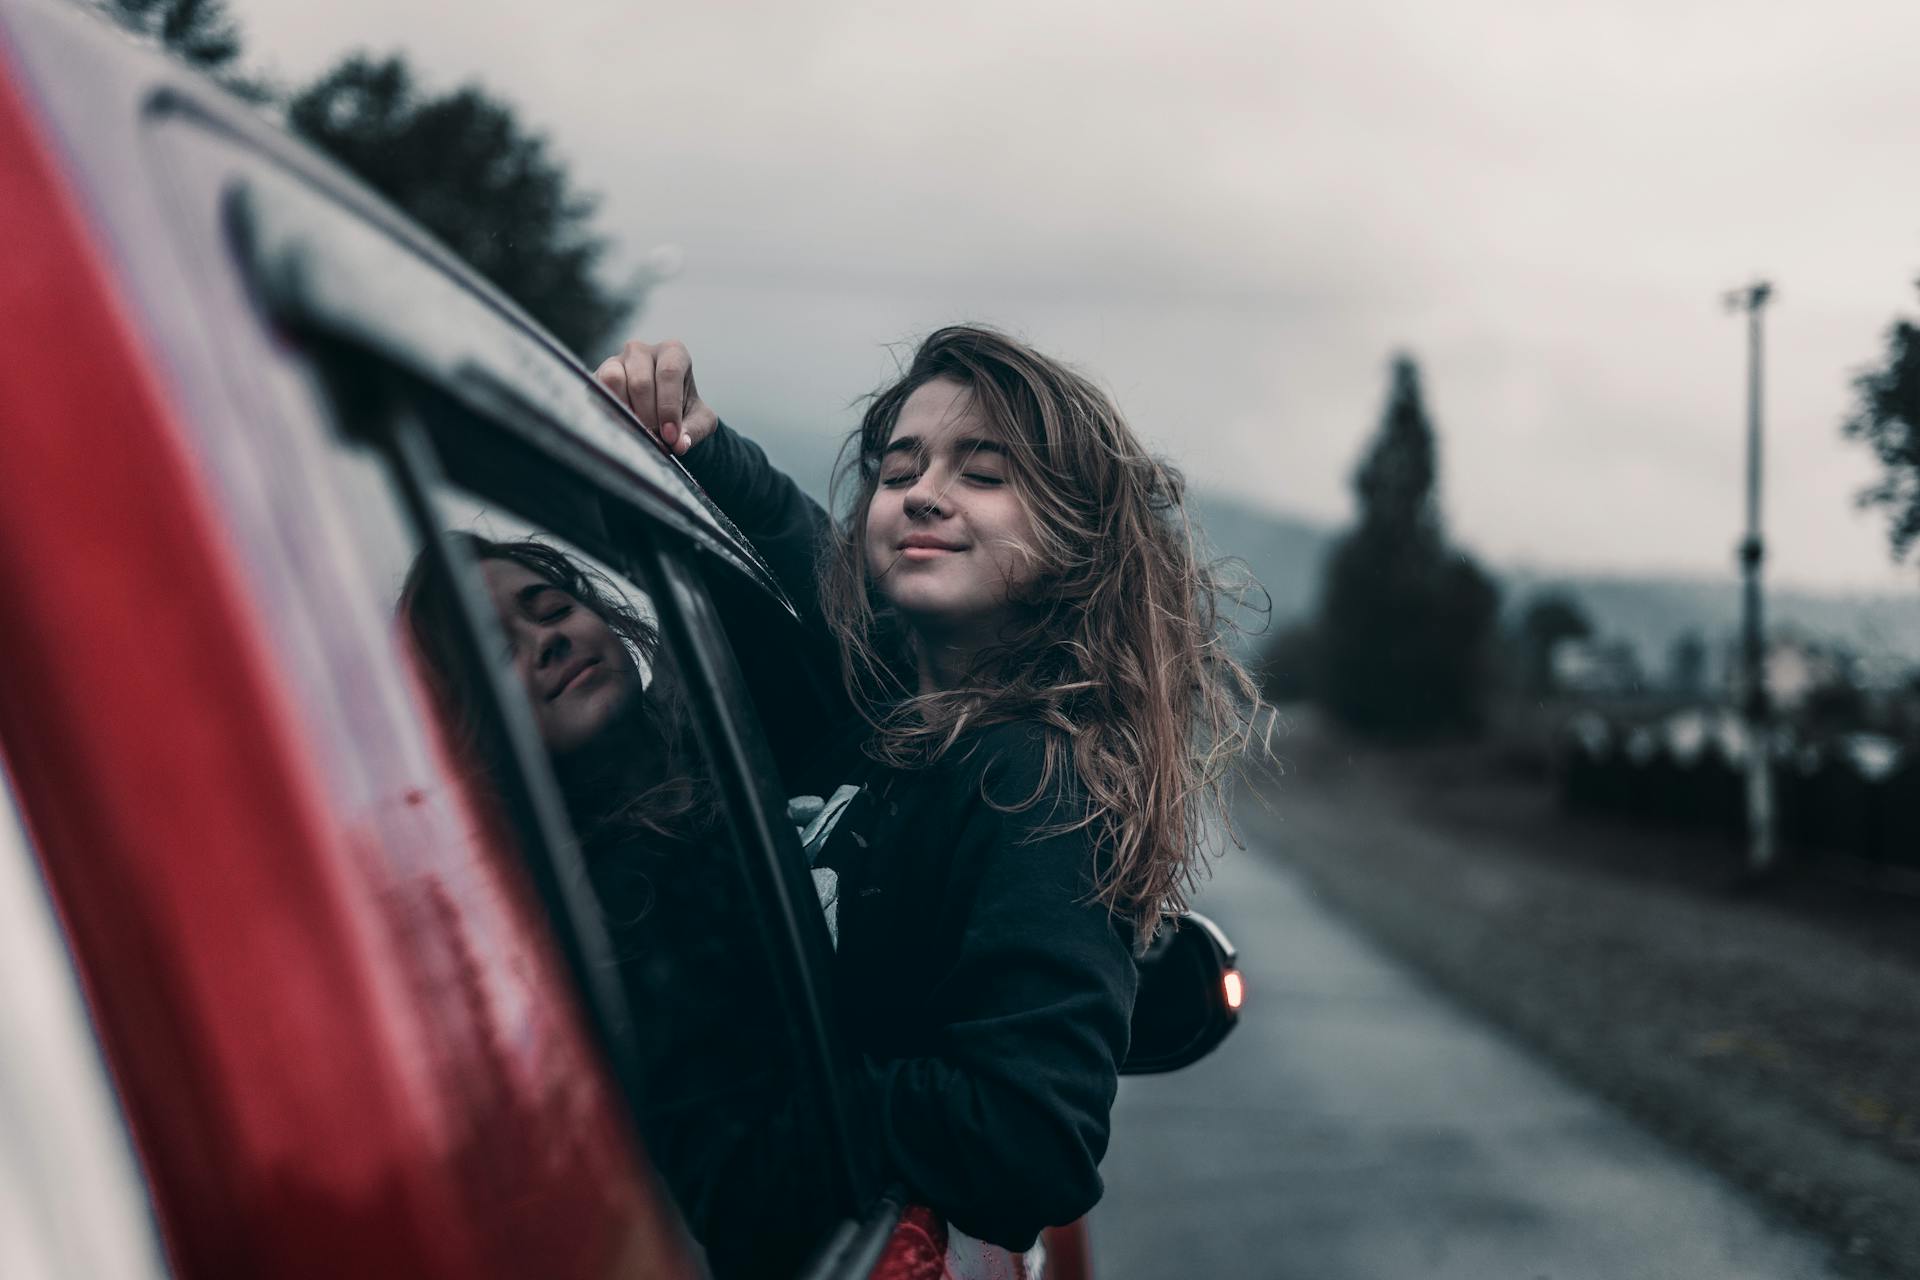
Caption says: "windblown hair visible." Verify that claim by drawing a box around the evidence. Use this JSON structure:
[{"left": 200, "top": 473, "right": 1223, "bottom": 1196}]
[
  {"left": 820, "top": 325, "right": 1267, "bottom": 939},
  {"left": 399, "top": 533, "right": 703, "bottom": 849}
]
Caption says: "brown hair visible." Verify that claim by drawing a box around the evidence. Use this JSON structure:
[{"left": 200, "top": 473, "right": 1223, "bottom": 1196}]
[{"left": 820, "top": 325, "right": 1267, "bottom": 938}]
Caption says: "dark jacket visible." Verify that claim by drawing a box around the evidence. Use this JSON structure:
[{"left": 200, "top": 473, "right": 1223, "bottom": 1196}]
[{"left": 683, "top": 423, "right": 1137, "bottom": 1250}]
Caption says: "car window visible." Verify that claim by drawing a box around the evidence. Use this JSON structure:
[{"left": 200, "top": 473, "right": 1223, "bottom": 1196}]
[{"left": 313, "top": 360, "right": 858, "bottom": 1275}]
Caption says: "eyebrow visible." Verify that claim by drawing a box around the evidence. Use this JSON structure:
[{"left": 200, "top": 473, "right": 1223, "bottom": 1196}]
[{"left": 880, "top": 434, "right": 1009, "bottom": 459}]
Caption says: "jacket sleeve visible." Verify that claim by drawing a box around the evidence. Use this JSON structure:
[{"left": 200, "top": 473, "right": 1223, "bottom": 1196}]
[
  {"left": 680, "top": 420, "right": 834, "bottom": 628},
  {"left": 853, "top": 734, "right": 1138, "bottom": 1249}
]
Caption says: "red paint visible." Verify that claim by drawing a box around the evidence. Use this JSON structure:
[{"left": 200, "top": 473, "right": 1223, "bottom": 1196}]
[{"left": 872, "top": 1205, "right": 951, "bottom": 1280}]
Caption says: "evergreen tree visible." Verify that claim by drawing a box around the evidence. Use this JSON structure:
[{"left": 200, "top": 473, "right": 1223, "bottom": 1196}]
[
  {"left": 1844, "top": 289, "right": 1920, "bottom": 563},
  {"left": 1316, "top": 355, "right": 1501, "bottom": 736},
  {"left": 287, "top": 55, "right": 633, "bottom": 358},
  {"left": 1255, "top": 621, "right": 1320, "bottom": 705}
]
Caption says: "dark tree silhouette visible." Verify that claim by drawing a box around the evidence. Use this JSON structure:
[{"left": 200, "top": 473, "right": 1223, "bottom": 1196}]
[
  {"left": 1844, "top": 289, "right": 1920, "bottom": 563},
  {"left": 101, "top": 0, "right": 266, "bottom": 98},
  {"left": 287, "top": 55, "right": 633, "bottom": 357},
  {"left": 1517, "top": 592, "right": 1593, "bottom": 696},
  {"left": 1316, "top": 354, "right": 1501, "bottom": 736},
  {"left": 1256, "top": 622, "right": 1320, "bottom": 705},
  {"left": 102, "top": 2, "right": 638, "bottom": 359}
]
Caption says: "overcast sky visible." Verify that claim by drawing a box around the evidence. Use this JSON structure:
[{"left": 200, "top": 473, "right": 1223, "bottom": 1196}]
[{"left": 231, "top": 0, "right": 1920, "bottom": 592}]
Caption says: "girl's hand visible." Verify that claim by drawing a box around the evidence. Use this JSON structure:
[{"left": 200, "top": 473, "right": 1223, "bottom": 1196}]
[{"left": 594, "top": 338, "right": 719, "bottom": 456}]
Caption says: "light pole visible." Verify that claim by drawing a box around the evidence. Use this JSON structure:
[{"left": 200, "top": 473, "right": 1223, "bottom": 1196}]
[{"left": 1724, "top": 280, "right": 1775, "bottom": 876}]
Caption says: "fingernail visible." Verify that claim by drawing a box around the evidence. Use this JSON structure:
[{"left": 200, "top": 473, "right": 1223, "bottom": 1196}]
[{"left": 663, "top": 421, "right": 678, "bottom": 443}]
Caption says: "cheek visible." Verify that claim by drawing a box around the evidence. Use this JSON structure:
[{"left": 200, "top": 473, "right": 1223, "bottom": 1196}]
[
  {"left": 861, "top": 501, "right": 893, "bottom": 569},
  {"left": 570, "top": 612, "right": 622, "bottom": 658},
  {"left": 864, "top": 489, "right": 894, "bottom": 533},
  {"left": 985, "top": 499, "right": 1044, "bottom": 587}
]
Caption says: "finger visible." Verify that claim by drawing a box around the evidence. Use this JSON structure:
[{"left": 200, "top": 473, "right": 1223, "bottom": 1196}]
[
  {"left": 594, "top": 357, "right": 627, "bottom": 400},
  {"left": 619, "top": 340, "right": 658, "bottom": 431},
  {"left": 655, "top": 340, "right": 690, "bottom": 436}
]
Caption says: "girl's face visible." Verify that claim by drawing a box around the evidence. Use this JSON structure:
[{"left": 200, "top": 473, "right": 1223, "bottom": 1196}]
[
  {"left": 480, "top": 558, "right": 640, "bottom": 753},
  {"left": 863, "top": 377, "right": 1042, "bottom": 643}
]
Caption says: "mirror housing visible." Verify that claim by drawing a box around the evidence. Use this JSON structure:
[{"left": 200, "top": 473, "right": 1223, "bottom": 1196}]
[{"left": 1120, "top": 910, "right": 1241, "bottom": 1075}]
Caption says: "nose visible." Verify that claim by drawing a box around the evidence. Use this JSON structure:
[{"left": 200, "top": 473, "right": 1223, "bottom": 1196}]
[
  {"left": 902, "top": 467, "right": 948, "bottom": 519},
  {"left": 535, "top": 624, "right": 571, "bottom": 670}
]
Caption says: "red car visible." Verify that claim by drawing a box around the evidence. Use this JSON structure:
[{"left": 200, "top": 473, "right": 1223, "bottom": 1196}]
[{"left": 0, "top": 2, "right": 1241, "bottom": 1276}]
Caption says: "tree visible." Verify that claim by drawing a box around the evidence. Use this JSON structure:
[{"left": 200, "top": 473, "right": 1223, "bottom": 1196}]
[
  {"left": 1316, "top": 354, "right": 1501, "bottom": 736},
  {"left": 1516, "top": 592, "right": 1593, "bottom": 696},
  {"left": 1256, "top": 621, "right": 1319, "bottom": 705},
  {"left": 1844, "top": 289, "right": 1920, "bottom": 563},
  {"left": 287, "top": 55, "right": 633, "bottom": 357},
  {"left": 100, "top": 0, "right": 266, "bottom": 98},
  {"left": 101, "top": 2, "right": 638, "bottom": 359}
]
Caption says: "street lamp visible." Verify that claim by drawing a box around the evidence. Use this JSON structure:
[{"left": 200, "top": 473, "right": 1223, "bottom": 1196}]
[{"left": 1723, "top": 280, "right": 1775, "bottom": 876}]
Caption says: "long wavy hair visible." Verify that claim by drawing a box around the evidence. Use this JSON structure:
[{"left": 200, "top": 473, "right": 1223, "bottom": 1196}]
[{"left": 820, "top": 325, "right": 1267, "bottom": 938}]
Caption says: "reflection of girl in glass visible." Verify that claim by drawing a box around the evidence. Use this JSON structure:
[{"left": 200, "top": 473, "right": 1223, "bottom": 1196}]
[
  {"left": 400, "top": 533, "right": 700, "bottom": 850},
  {"left": 596, "top": 325, "right": 1266, "bottom": 1268}
]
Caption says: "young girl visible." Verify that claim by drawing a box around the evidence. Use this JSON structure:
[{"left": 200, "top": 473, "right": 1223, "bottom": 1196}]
[{"left": 594, "top": 325, "right": 1263, "bottom": 1263}]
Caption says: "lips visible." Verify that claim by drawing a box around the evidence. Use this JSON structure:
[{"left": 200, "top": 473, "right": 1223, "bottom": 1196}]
[
  {"left": 547, "top": 657, "right": 602, "bottom": 700},
  {"left": 898, "top": 534, "right": 966, "bottom": 552}
]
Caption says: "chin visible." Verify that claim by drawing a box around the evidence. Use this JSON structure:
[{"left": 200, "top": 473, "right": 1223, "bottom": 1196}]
[
  {"left": 883, "top": 586, "right": 963, "bottom": 622},
  {"left": 548, "top": 682, "right": 637, "bottom": 755}
]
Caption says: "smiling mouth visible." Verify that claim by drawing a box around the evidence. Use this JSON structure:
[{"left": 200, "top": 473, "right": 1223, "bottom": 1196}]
[{"left": 550, "top": 659, "right": 602, "bottom": 700}]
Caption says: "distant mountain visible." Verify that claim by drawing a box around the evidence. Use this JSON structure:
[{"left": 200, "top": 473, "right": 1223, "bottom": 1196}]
[{"left": 726, "top": 420, "right": 1920, "bottom": 669}]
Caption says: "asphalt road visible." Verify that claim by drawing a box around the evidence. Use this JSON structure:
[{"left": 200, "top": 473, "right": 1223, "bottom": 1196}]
[{"left": 1092, "top": 837, "right": 1845, "bottom": 1280}]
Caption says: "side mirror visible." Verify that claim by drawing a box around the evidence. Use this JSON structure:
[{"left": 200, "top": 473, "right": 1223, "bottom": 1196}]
[{"left": 1120, "top": 910, "right": 1242, "bottom": 1075}]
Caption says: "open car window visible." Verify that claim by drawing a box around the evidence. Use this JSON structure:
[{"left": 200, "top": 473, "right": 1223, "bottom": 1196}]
[
  {"left": 417, "top": 493, "right": 842, "bottom": 1271},
  {"left": 304, "top": 351, "right": 865, "bottom": 1276}
]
